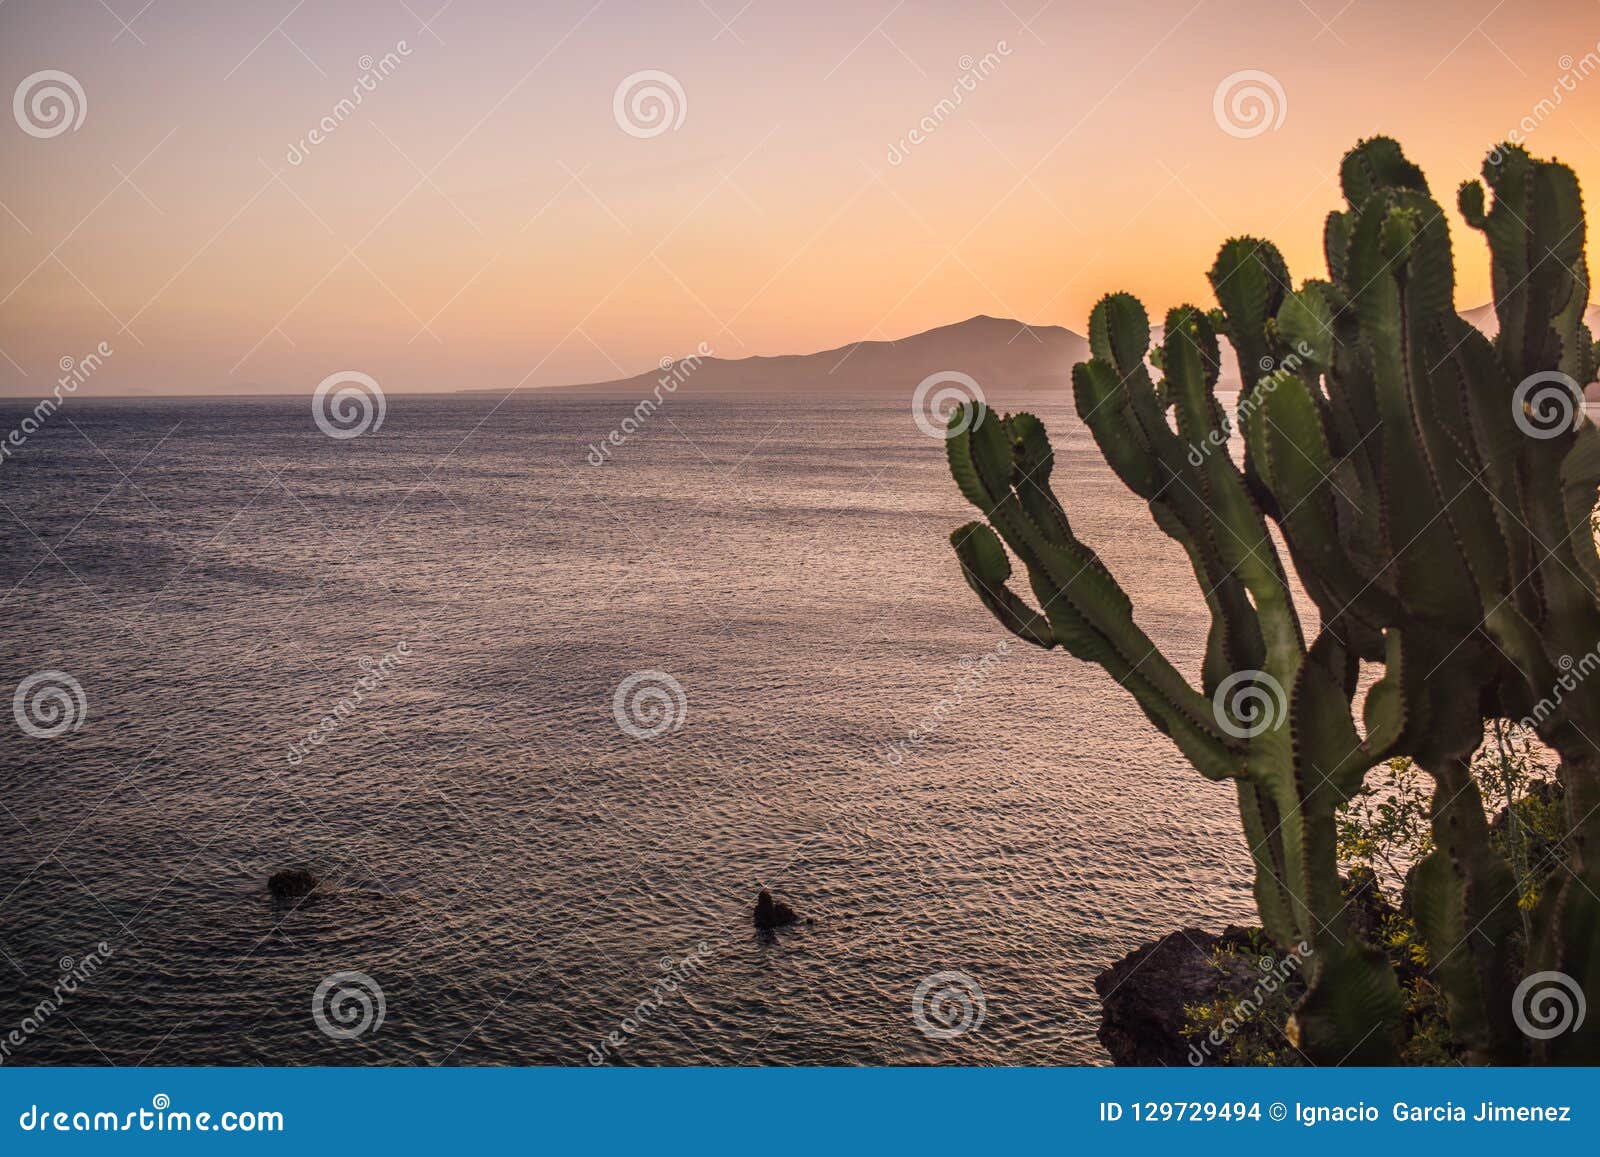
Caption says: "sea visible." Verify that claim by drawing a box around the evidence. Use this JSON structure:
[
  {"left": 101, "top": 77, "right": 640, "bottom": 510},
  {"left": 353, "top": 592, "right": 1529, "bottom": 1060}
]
[{"left": 0, "top": 390, "right": 1256, "bottom": 1065}]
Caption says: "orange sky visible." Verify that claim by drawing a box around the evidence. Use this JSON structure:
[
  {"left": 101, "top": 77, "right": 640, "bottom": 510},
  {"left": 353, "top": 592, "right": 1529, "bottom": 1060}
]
[{"left": 4, "top": 0, "right": 1600, "bottom": 395}]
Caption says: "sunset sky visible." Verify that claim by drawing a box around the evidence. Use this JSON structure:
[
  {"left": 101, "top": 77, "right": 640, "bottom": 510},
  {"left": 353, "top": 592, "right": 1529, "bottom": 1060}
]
[{"left": 4, "top": 0, "right": 1600, "bottom": 395}]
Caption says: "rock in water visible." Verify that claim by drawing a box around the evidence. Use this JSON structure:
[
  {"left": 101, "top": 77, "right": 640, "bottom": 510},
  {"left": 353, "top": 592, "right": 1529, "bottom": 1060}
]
[
  {"left": 268, "top": 869, "right": 319, "bottom": 900},
  {"left": 753, "top": 889, "right": 800, "bottom": 929},
  {"left": 1094, "top": 926, "right": 1265, "bottom": 1065}
]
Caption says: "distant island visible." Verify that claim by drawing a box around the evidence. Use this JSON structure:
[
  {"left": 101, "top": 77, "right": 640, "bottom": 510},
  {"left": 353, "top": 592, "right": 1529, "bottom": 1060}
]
[{"left": 485, "top": 306, "right": 1600, "bottom": 401}]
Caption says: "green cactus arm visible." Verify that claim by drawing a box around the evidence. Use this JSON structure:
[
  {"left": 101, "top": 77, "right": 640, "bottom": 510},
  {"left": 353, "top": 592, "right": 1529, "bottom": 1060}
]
[
  {"left": 1242, "top": 363, "right": 1395, "bottom": 641},
  {"left": 949, "top": 522, "right": 1055, "bottom": 648},
  {"left": 1409, "top": 319, "right": 1514, "bottom": 608},
  {"left": 1207, "top": 237, "right": 1290, "bottom": 399},
  {"left": 1291, "top": 634, "right": 1375, "bottom": 798},
  {"left": 1524, "top": 748, "right": 1600, "bottom": 1064},
  {"left": 1234, "top": 778, "right": 1299, "bottom": 947},
  {"left": 1073, "top": 305, "right": 1267, "bottom": 680},
  {"left": 1439, "top": 317, "right": 1541, "bottom": 619},
  {"left": 1462, "top": 147, "right": 1588, "bottom": 382},
  {"left": 1341, "top": 186, "right": 1483, "bottom": 626},
  {"left": 1340, "top": 136, "right": 1429, "bottom": 206},
  {"left": 1070, "top": 357, "right": 1160, "bottom": 497},
  {"left": 1554, "top": 253, "right": 1595, "bottom": 386},
  {"left": 1359, "top": 630, "right": 1408, "bottom": 760},
  {"left": 1525, "top": 863, "right": 1600, "bottom": 1063},
  {"left": 1559, "top": 423, "right": 1600, "bottom": 596},
  {"left": 1274, "top": 282, "right": 1335, "bottom": 372},
  {"left": 946, "top": 404, "right": 1242, "bottom": 780},
  {"left": 1285, "top": 643, "right": 1406, "bottom": 1066},
  {"left": 1290, "top": 937, "right": 1406, "bottom": 1065},
  {"left": 1087, "top": 289, "right": 1154, "bottom": 373},
  {"left": 1159, "top": 306, "right": 1304, "bottom": 670},
  {"left": 1280, "top": 283, "right": 1391, "bottom": 597},
  {"left": 1324, "top": 209, "right": 1353, "bottom": 286},
  {"left": 1410, "top": 752, "right": 1524, "bottom": 1064},
  {"left": 1384, "top": 195, "right": 1524, "bottom": 624}
]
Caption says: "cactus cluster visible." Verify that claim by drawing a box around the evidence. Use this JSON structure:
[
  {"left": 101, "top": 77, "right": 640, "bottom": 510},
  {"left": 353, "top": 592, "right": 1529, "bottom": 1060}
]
[{"left": 946, "top": 137, "right": 1600, "bottom": 1063}]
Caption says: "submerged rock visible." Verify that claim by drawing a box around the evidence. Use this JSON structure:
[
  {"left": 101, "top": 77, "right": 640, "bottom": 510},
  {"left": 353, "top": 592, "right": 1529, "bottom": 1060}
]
[
  {"left": 753, "top": 889, "right": 800, "bottom": 929},
  {"left": 268, "top": 869, "right": 319, "bottom": 900}
]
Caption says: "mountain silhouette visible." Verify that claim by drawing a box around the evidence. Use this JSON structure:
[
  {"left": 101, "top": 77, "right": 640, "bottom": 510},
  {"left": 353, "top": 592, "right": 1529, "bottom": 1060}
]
[
  {"left": 544, "top": 315, "right": 1087, "bottom": 398},
  {"left": 541, "top": 305, "right": 1600, "bottom": 400}
]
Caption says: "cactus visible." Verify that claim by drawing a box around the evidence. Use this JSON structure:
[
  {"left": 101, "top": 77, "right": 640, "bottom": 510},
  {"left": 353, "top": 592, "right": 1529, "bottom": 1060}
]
[{"left": 946, "top": 137, "right": 1600, "bottom": 1063}]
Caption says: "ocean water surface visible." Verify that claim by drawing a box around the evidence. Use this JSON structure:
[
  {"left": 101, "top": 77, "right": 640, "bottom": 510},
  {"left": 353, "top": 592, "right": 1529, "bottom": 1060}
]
[{"left": 0, "top": 391, "right": 1256, "bottom": 1065}]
